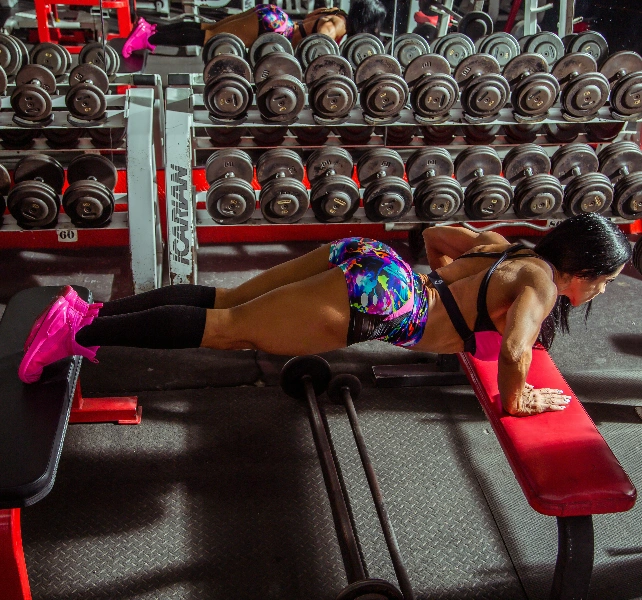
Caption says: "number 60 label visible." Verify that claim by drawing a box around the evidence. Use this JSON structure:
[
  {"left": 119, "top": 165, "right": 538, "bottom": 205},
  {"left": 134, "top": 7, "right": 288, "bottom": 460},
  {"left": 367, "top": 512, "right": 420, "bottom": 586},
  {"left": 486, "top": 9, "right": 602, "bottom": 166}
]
[{"left": 57, "top": 228, "right": 78, "bottom": 243}]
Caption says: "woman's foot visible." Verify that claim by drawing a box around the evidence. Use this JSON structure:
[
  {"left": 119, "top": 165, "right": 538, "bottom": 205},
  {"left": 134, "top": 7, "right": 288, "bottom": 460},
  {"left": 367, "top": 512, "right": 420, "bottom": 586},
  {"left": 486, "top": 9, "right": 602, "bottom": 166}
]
[
  {"left": 19, "top": 287, "right": 101, "bottom": 384},
  {"left": 122, "top": 17, "right": 157, "bottom": 58}
]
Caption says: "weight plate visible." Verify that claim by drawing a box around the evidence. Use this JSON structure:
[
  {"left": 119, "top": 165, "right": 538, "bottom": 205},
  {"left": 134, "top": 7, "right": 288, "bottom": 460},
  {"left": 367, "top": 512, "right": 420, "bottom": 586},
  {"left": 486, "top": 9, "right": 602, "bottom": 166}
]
[
  {"left": 523, "top": 32, "right": 564, "bottom": 66},
  {"left": 464, "top": 175, "right": 513, "bottom": 219},
  {"left": 65, "top": 83, "right": 107, "bottom": 121},
  {"left": 463, "top": 123, "right": 500, "bottom": 144},
  {"left": 62, "top": 180, "right": 114, "bottom": 227},
  {"left": 306, "top": 147, "right": 354, "bottom": 183},
  {"left": 0, "top": 128, "right": 38, "bottom": 148},
  {"left": 611, "top": 72, "right": 642, "bottom": 117},
  {"left": 357, "top": 148, "right": 405, "bottom": 186},
  {"left": 69, "top": 63, "right": 110, "bottom": 93},
  {"left": 305, "top": 54, "right": 353, "bottom": 86},
  {"left": 10, "top": 84, "right": 53, "bottom": 122},
  {"left": 15, "top": 64, "right": 57, "bottom": 93},
  {"left": 335, "top": 579, "right": 403, "bottom": 600},
  {"left": 551, "top": 143, "right": 598, "bottom": 183},
  {"left": 503, "top": 143, "right": 550, "bottom": 185},
  {"left": 560, "top": 71, "right": 610, "bottom": 119},
  {"left": 454, "top": 53, "right": 501, "bottom": 86},
  {"left": 259, "top": 177, "right": 309, "bottom": 223},
  {"left": 12, "top": 35, "right": 30, "bottom": 73},
  {"left": 7, "top": 181, "right": 60, "bottom": 229},
  {"left": 565, "top": 31, "right": 609, "bottom": 66},
  {"left": 0, "top": 164, "right": 11, "bottom": 196},
  {"left": 613, "top": 172, "right": 642, "bottom": 218},
  {"left": 411, "top": 73, "right": 459, "bottom": 119},
  {"left": 385, "top": 33, "right": 430, "bottom": 70},
  {"left": 513, "top": 173, "right": 563, "bottom": 217},
  {"left": 599, "top": 50, "right": 642, "bottom": 87},
  {"left": 309, "top": 74, "right": 357, "bottom": 119},
  {"left": 433, "top": 33, "right": 475, "bottom": 69},
  {"left": 206, "top": 177, "right": 256, "bottom": 224},
  {"left": 563, "top": 172, "right": 613, "bottom": 216},
  {"left": 0, "top": 33, "right": 22, "bottom": 78},
  {"left": 360, "top": 73, "right": 408, "bottom": 119},
  {"left": 406, "top": 147, "right": 453, "bottom": 186},
  {"left": 477, "top": 32, "right": 520, "bottom": 68},
  {"left": 291, "top": 125, "right": 331, "bottom": 145},
  {"left": 249, "top": 32, "right": 293, "bottom": 68},
  {"left": 104, "top": 45, "right": 120, "bottom": 77},
  {"left": 511, "top": 73, "right": 559, "bottom": 118},
  {"left": 511, "top": 20, "right": 540, "bottom": 40},
  {"left": 341, "top": 33, "right": 385, "bottom": 70},
  {"left": 202, "top": 32, "right": 246, "bottom": 64},
  {"left": 598, "top": 141, "right": 642, "bottom": 183},
  {"left": 460, "top": 73, "right": 509, "bottom": 118},
  {"left": 0, "top": 65, "right": 7, "bottom": 95},
  {"left": 335, "top": 125, "right": 375, "bottom": 145},
  {"left": 78, "top": 42, "right": 112, "bottom": 74},
  {"left": 414, "top": 176, "right": 463, "bottom": 220},
  {"left": 363, "top": 177, "right": 413, "bottom": 222},
  {"left": 14, "top": 154, "right": 65, "bottom": 193},
  {"left": 280, "top": 355, "right": 332, "bottom": 401},
  {"left": 421, "top": 124, "right": 457, "bottom": 144},
  {"left": 205, "top": 148, "right": 254, "bottom": 184},
  {"left": 203, "top": 54, "right": 252, "bottom": 84},
  {"left": 255, "top": 73, "right": 305, "bottom": 122},
  {"left": 310, "top": 175, "right": 360, "bottom": 222},
  {"left": 42, "top": 128, "right": 85, "bottom": 147},
  {"left": 355, "top": 54, "right": 402, "bottom": 89},
  {"left": 256, "top": 148, "right": 304, "bottom": 184},
  {"left": 203, "top": 73, "right": 253, "bottom": 121},
  {"left": 502, "top": 53, "right": 549, "bottom": 87},
  {"left": 552, "top": 52, "right": 598, "bottom": 89},
  {"left": 404, "top": 53, "right": 451, "bottom": 88},
  {"left": 584, "top": 121, "right": 624, "bottom": 142},
  {"left": 503, "top": 123, "right": 542, "bottom": 143},
  {"left": 543, "top": 122, "right": 583, "bottom": 143},
  {"left": 296, "top": 33, "right": 340, "bottom": 71},
  {"left": 29, "top": 42, "right": 69, "bottom": 77},
  {"left": 454, "top": 146, "right": 502, "bottom": 185},
  {"left": 254, "top": 52, "right": 302, "bottom": 84},
  {"left": 88, "top": 127, "right": 126, "bottom": 147},
  {"left": 67, "top": 154, "right": 118, "bottom": 189},
  {"left": 458, "top": 11, "right": 493, "bottom": 42}
]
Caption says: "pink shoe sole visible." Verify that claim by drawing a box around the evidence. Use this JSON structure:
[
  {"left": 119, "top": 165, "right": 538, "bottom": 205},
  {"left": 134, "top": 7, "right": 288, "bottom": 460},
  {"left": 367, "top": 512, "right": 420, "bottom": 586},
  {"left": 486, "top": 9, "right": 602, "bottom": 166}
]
[{"left": 122, "top": 18, "right": 156, "bottom": 58}]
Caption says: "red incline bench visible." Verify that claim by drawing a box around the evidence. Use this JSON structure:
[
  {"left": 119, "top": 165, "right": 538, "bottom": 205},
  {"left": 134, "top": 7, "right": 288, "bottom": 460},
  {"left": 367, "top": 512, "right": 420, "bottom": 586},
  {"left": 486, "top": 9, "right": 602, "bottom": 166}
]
[{"left": 458, "top": 347, "right": 637, "bottom": 600}]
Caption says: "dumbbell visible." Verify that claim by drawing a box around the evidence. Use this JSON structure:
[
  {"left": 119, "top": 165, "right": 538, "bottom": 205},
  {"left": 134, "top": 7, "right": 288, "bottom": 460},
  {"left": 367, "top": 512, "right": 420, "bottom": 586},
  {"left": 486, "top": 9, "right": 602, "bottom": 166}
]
[
  {"left": 334, "top": 124, "right": 375, "bottom": 145},
  {"left": 66, "top": 63, "right": 111, "bottom": 123},
  {"left": 502, "top": 53, "right": 560, "bottom": 121},
  {"left": 406, "top": 147, "right": 463, "bottom": 220},
  {"left": 563, "top": 31, "right": 609, "bottom": 67},
  {"left": 305, "top": 54, "right": 357, "bottom": 122},
  {"left": 43, "top": 128, "right": 85, "bottom": 148},
  {"left": 584, "top": 122, "right": 624, "bottom": 143},
  {"left": 296, "top": 33, "right": 340, "bottom": 72},
  {"left": 550, "top": 143, "right": 613, "bottom": 216},
  {"left": 519, "top": 32, "right": 565, "bottom": 66},
  {"left": 250, "top": 34, "right": 305, "bottom": 123},
  {"left": 29, "top": 42, "right": 72, "bottom": 79},
  {"left": 384, "top": 125, "right": 417, "bottom": 146},
  {"left": 202, "top": 54, "right": 253, "bottom": 123},
  {"left": 543, "top": 122, "right": 583, "bottom": 143},
  {"left": 598, "top": 141, "right": 642, "bottom": 219},
  {"left": 464, "top": 123, "right": 501, "bottom": 144},
  {"left": 205, "top": 125, "right": 247, "bottom": 147},
  {"left": 204, "top": 149, "right": 256, "bottom": 225},
  {"left": 458, "top": 10, "right": 494, "bottom": 42},
  {"left": 306, "top": 147, "right": 360, "bottom": 223},
  {"left": 62, "top": 154, "right": 117, "bottom": 228},
  {"left": 453, "top": 54, "right": 510, "bottom": 121},
  {"left": 476, "top": 32, "right": 521, "bottom": 68},
  {"left": 356, "top": 148, "right": 412, "bottom": 222},
  {"left": 503, "top": 123, "right": 541, "bottom": 144},
  {"left": 503, "top": 144, "right": 563, "bottom": 218},
  {"left": 78, "top": 42, "right": 120, "bottom": 79},
  {"left": 599, "top": 51, "right": 642, "bottom": 120},
  {"left": 384, "top": 33, "right": 430, "bottom": 71},
  {"left": 7, "top": 155, "right": 64, "bottom": 229},
  {"left": 202, "top": 32, "right": 246, "bottom": 64},
  {"left": 551, "top": 52, "right": 610, "bottom": 121},
  {"left": 341, "top": 33, "right": 385, "bottom": 71},
  {"left": 0, "top": 164, "right": 10, "bottom": 226},
  {"left": 88, "top": 127, "right": 126, "bottom": 148},
  {"left": 354, "top": 54, "right": 409, "bottom": 122},
  {"left": 421, "top": 124, "right": 457, "bottom": 145},
  {"left": 256, "top": 149, "right": 309, "bottom": 223},
  {"left": 248, "top": 125, "right": 289, "bottom": 146},
  {"left": 433, "top": 33, "right": 475, "bottom": 69},
  {"left": 11, "top": 64, "right": 57, "bottom": 125},
  {"left": 404, "top": 54, "right": 459, "bottom": 122},
  {"left": 454, "top": 146, "right": 513, "bottom": 219},
  {"left": 291, "top": 125, "right": 331, "bottom": 145},
  {"left": 0, "top": 33, "right": 29, "bottom": 80},
  {"left": 0, "top": 128, "right": 39, "bottom": 149}
]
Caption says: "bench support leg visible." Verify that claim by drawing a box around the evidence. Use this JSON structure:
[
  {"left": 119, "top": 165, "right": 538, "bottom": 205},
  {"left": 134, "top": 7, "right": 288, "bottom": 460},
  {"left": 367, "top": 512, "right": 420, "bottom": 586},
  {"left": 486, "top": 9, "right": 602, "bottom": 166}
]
[
  {"left": 550, "top": 515, "right": 594, "bottom": 600},
  {"left": 69, "top": 382, "right": 142, "bottom": 425},
  {"left": 0, "top": 509, "right": 32, "bottom": 600}
]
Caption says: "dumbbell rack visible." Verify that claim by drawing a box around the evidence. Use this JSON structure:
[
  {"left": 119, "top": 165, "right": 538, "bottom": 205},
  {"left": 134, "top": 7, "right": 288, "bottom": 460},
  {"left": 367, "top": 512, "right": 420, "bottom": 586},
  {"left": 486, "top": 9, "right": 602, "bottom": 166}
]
[{"left": 0, "top": 81, "right": 163, "bottom": 295}]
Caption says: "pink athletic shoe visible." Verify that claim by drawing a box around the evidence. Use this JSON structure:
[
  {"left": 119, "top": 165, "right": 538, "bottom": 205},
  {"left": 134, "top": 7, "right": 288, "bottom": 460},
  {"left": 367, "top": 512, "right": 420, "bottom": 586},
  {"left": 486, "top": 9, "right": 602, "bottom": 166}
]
[
  {"left": 23, "top": 286, "right": 103, "bottom": 352},
  {"left": 19, "top": 288, "right": 100, "bottom": 384},
  {"left": 122, "top": 17, "right": 157, "bottom": 58}
]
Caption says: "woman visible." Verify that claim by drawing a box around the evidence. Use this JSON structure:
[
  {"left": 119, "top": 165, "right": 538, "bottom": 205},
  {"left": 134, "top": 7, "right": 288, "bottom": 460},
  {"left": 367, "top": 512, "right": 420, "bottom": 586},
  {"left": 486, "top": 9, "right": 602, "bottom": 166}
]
[
  {"left": 19, "top": 214, "right": 631, "bottom": 417},
  {"left": 122, "top": 0, "right": 387, "bottom": 58}
]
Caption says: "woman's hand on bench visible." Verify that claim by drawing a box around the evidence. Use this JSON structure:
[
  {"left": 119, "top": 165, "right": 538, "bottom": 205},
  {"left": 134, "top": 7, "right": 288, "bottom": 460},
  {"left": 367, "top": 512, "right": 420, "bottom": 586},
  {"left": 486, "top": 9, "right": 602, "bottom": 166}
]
[{"left": 510, "top": 383, "right": 572, "bottom": 417}]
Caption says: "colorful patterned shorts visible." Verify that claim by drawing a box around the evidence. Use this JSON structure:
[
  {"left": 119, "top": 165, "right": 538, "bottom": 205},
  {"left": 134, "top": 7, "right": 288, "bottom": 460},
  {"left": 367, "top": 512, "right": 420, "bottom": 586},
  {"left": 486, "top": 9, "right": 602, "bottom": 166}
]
[
  {"left": 328, "top": 238, "right": 430, "bottom": 347},
  {"left": 254, "top": 4, "right": 294, "bottom": 40}
]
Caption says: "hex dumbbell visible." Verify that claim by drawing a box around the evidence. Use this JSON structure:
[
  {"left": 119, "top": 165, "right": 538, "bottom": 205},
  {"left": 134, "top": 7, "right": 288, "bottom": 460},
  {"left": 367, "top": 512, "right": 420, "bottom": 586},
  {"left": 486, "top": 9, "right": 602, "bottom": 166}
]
[
  {"left": 454, "top": 146, "right": 513, "bottom": 219},
  {"left": 62, "top": 154, "right": 117, "bottom": 228},
  {"left": 203, "top": 54, "right": 253, "bottom": 123},
  {"left": 305, "top": 54, "right": 357, "bottom": 122},
  {"left": 406, "top": 147, "right": 463, "bottom": 220},
  {"left": 354, "top": 54, "right": 409, "bottom": 122},
  {"left": 7, "top": 155, "right": 64, "bottom": 229},
  {"left": 404, "top": 53, "right": 459, "bottom": 122},
  {"left": 307, "top": 147, "right": 360, "bottom": 223},
  {"left": 11, "top": 64, "right": 57, "bottom": 125},
  {"left": 598, "top": 141, "right": 642, "bottom": 219},
  {"left": 356, "top": 148, "right": 412, "bottom": 222},
  {"left": 205, "top": 149, "right": 256, "bottom": 225},
  {"left": 66, "top": 63, "right": 111, "bottom": 123},
  {"left": 341, "top": 33, "right": 385, "bottom": 71},
  {"left": 599, "top": 50, "right": 642, "bottom": 120},
  {"left": 551, "top": 143, "right": 613, "bottom": 216},
  {"left": 256, "top": 149, "right": 309, "bottom": 223},
  {"left": 503, "top": 144, "right": 563, "bottom": 218}
]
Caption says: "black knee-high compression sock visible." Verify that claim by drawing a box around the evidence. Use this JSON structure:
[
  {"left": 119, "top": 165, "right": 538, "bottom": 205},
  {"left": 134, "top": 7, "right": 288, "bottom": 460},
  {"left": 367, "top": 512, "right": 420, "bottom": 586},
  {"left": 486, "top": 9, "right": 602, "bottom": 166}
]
[
  {"left": 99, "top": 284, "right": 216, "bottom": 316},
  {"left": 76, "top": 306, "right": 207, "bottom": 349},
  {"left": 149, "top": 22, "right": 206, "bottom": 46}
]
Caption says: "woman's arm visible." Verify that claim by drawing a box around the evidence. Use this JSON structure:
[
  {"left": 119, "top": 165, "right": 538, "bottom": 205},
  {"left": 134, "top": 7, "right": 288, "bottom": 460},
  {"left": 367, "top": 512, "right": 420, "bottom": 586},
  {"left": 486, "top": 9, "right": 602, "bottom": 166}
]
[
  {"left": 422, "top": 226, "right": 508, "bottom": 270},
  {"left": 498, "top": 279, "right": 570, "bottom": 416}
]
